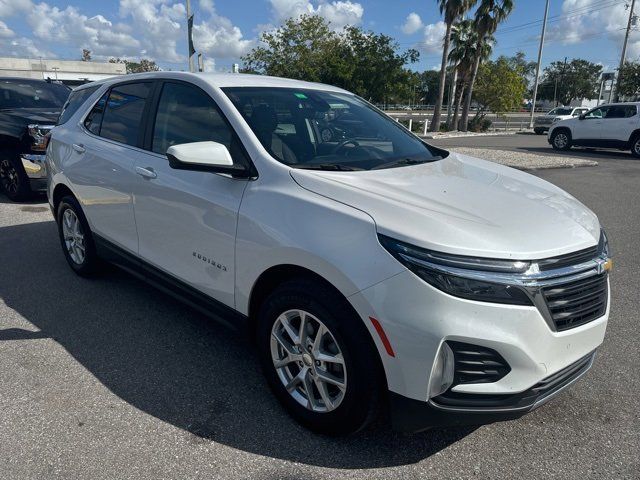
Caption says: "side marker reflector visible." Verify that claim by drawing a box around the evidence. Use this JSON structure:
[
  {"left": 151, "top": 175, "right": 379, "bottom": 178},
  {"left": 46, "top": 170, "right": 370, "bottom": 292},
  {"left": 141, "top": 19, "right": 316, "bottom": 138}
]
[{"left": 369, "top": 317, "right": 395, "bottom": 357}]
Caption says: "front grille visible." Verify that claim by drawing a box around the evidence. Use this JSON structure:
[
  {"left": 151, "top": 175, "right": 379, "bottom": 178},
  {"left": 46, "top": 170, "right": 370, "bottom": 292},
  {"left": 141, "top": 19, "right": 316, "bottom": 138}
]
[
  {"left": 542, "top": 274, "right": 608, "bottom": 331},
  {"left": 449, "top": 341, "right": 511, "bottom": 385},
  {"left": 537, "top": 246, "right": 599, "bottom": 271}
]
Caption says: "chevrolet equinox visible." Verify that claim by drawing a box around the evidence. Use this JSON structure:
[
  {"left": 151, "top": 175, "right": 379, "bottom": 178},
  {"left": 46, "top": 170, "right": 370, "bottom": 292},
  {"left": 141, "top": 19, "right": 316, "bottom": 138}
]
[{"left": 46, "top": 72, "right": 611, "bottom": 435}]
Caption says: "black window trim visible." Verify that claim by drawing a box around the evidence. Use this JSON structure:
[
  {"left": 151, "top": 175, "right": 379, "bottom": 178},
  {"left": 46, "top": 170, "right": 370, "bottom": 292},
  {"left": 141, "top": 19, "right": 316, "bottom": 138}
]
[
  {"left": 80, "top": 79, "right": 157, "bottom": 151},
  {"left": 58, "top": 84, "right": 101, "bottom": 126},
  {"left": 143, "top": 78, "right": 258, "bottom": 178}
]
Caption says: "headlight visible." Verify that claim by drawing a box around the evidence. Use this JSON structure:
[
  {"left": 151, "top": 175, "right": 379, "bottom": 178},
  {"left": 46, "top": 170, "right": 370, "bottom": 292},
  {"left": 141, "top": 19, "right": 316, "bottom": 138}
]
[
  {"left": 378, "top": 235, "right": 533, "bottom": 305},
  {"left": 27, "top": 124, "right": 54, "bottom": 152},
  {"left": 552, "top": 117, "right": 562, "bottom": 123}
]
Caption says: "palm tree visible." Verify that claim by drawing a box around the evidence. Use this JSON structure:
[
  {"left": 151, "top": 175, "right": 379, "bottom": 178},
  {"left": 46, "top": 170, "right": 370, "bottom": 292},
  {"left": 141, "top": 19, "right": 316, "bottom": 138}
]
[
  {"left": 448, "top": 20, "right": 493, "bottom": 129},
  {"left": 459, "top": 0, "right": 513, "bottom": 131},
  {"left": 429, "top": 0, "right": 477, "bottom": 132}
]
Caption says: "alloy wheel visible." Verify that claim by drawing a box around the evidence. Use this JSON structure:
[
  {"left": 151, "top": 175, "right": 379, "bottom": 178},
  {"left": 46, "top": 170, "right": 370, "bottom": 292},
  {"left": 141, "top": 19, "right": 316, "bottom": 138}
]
[
  {"left": 62, "top": 209, "right": 86, "bottom": 265},
  {"left": 270, "top": 309, "right": 347, "bottom": 413},
  {"left": 554, "top": 133, "right": 568, "bottom": 149},
  {"left": 0, "top": 159, "right": 19, "bottom": 194},
  {"left": 634, "top": 139, "right": 640, "bottom": 156}
]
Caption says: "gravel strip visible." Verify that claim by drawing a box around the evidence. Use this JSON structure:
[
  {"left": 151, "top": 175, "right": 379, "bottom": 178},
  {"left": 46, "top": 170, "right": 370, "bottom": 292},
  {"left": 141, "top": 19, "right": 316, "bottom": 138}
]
[{"left": 450, "top": 147, "right": 599, "bottom": 170}]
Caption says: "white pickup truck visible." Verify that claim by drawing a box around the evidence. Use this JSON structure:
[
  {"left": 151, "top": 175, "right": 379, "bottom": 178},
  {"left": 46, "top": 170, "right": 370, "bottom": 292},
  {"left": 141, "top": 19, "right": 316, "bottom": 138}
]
[{"left": 534, "top": 106, "right": 589, "bottom": 134}]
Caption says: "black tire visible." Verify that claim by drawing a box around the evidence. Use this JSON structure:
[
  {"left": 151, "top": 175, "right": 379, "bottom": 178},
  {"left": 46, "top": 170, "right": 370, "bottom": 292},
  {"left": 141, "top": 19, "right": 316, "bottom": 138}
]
[
  {"left": 534, "top": 128, "right": 545, "bottom": 135},
  {"left": 550, "top": 129, "right": 572, "bottom": 151},
  {"left": 56, "top": 195, "right": 100, "bottom": 276},
  {"left": 0, "top": 152, "right": 32, "bottom": 201},
  {"left": 257, "top": 278, "right": 384, "bottom": 435},
  {"left": 630, "top": 134, "right": 640, "bottom": 158}
]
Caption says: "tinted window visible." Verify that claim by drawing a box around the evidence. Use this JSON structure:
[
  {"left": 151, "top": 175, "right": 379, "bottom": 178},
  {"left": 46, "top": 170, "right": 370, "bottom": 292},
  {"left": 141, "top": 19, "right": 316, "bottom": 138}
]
[
  {"left": 58, "top": 85, "right": 100, "bottom": 125},
  {"left": 605, "top": 105, "right": 637, "bottom": 119},
  {"left": 585, "top": 107, "right": 607, "bottom": 119},
  {"left": 83, "top": 92, "right": 108, "bottom": 135},
  {"left": 100, "top": 82, "right": 152, "bottom": 147},
  {"left": 0, "top": 79, "right": 69, "bottom": 110},
  {"left": 152, "top": 82, "right": 234, "bottom": 154},
  {"left": 549, "top": 107, "right": 572, "bottom": 116}
]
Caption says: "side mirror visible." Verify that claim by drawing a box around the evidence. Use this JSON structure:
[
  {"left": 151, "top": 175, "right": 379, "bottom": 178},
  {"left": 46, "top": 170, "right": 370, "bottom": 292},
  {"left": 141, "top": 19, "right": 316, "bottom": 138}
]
[
  {"left": 578, "top": 114, "right": 586, "bottom": 120},
  {"left": 167, "top": 141, "right": 252, "bottom": 178}
]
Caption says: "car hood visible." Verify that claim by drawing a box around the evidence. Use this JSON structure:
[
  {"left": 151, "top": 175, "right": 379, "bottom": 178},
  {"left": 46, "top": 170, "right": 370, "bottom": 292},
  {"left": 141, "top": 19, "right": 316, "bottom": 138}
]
[{"left": 290, "top": 152, "right": 600, "bottom": 259}]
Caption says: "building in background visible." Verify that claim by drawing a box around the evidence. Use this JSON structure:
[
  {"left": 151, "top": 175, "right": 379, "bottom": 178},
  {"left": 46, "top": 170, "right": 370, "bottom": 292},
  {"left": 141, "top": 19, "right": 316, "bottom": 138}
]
[{"left": 0, "top": 57, "right": 125, "bottom": 86}]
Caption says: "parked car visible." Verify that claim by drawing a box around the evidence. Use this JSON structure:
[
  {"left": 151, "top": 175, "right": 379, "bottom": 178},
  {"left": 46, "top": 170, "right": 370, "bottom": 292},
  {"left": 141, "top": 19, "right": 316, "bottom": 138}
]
[
  {"left": 548, "top": 103, "right": 640, "bottom": 157},
  {"left": 0, "top": 78, "right": 71, "bottom": 200},
  {"left": 47, "top": 72, "right": 611, "bottom": 435},
  {"left": 533, "top": 106, "right": 589, "bottom": 135}
]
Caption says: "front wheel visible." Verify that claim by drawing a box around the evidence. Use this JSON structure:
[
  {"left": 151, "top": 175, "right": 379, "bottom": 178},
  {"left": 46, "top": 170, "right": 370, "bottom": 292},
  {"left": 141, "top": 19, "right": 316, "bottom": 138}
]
[
  {"left": 551, "top": 129, "right": 572, "bottom": 151},
  {"left": 631, "top": 135, "right": 640, "bottom": 158},
  {"left": 0, "top": 154, "right": 31, "bottom": 201},
  {"left": 257, "top": 279, "right": 383, "bottom": 435}
]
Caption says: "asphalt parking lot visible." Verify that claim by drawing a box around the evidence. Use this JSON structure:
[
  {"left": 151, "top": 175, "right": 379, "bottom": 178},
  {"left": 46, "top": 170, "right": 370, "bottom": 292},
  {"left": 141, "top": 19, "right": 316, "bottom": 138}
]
[{"left": 1, "top": 137, "right": 639, "bottom": 479}]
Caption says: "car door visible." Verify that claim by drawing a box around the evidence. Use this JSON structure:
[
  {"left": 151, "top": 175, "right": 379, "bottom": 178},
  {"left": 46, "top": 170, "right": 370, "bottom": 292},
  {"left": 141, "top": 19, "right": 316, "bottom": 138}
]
[
  {"left": 131, "top": 80, "right": 251, "bottom": 308},
  {"left": 71, "top": 81, "right": 153, "bottom": 253},
  {"left": 600, "top": 105, "right": 639, "bottom": 143},
  {"left": 573, "top": 106, "right": 608, "bottom": 142}
]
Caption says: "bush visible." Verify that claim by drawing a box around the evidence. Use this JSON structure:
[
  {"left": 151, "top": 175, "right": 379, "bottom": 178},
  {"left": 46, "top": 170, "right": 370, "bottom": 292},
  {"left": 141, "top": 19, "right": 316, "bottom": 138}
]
[{"left": 468, "top": 116, "right": 492, "bottom": 132}]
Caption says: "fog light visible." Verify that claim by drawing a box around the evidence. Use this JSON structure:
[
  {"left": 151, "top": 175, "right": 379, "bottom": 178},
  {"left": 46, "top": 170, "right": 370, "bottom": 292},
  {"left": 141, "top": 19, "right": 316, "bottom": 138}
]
[{"left": 428, "top": 342, "right": 455, "bottom": 398}]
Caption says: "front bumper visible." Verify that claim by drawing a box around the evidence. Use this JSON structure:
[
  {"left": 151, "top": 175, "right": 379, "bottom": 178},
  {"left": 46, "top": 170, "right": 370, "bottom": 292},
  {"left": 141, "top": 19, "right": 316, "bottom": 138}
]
[
  {"left": 390, "top": 350, "right": 594, "bottom": 431},
  {"left": 348, "top": 269, "right": 608, "bottom": 429},
  {"left": 20, "top": 154, "right": 47, "bottom": 191}
]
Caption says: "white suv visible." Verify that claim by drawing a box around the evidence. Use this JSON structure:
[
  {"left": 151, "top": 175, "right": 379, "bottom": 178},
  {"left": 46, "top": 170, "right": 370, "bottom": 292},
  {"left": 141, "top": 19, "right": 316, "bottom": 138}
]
[
  {"left": 46, "top": 72, "right": 611, "bottom": 435},
  {"left": 533, "top": 106, "right": 589, "bottom": 135},
  {"left": 548, "top": 102, "right": 640, "bottom": 157}
]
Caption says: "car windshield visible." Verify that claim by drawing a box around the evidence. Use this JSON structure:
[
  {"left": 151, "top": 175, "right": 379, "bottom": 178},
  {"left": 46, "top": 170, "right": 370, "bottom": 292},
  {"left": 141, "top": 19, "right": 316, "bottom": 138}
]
[
  {"left": 222, "top": 87, "right": 443, "bottom": 171},
  {"left": 548, "top": 107, "right": 572, "bottom": 116},
  {"left": 0, "top": 80, "right": 69, "bottom": 110}
]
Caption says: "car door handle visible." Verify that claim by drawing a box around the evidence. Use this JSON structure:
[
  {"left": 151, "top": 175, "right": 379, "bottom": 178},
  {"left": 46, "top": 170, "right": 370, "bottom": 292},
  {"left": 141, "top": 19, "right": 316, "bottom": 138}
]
[
  {"left": 135, "top": 166, "right": 157, "bottom": 179},
  {"left": 72, "top": 143, "right": 85, "bottom": 154}
]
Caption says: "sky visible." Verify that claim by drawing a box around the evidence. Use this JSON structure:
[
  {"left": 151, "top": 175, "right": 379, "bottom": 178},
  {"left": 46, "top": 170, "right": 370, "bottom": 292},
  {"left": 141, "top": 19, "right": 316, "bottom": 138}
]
[{"left": 0, "top": 0, "right": 635, "bottom": 73}]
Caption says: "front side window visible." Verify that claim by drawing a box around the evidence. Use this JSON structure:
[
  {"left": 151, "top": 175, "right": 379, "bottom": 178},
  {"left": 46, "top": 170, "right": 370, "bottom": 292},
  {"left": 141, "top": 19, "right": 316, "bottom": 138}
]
[
  {"left": 58, "top": 85, "right": 100, "bottom": 125},
  {"left": 222, "top": 87, "right": 442, "bottom": 171},
  {"left": 99, "top": 82, "right": 152, "bottom": 147},
  {"left": 152, "top": 82, "right": 236, "bottom": 155},
  {"left": 585, "top": 107, "right": 608, "bottom": 119},
  {"left": 549, "top": 107, "right": 572, "bottom": 116}
]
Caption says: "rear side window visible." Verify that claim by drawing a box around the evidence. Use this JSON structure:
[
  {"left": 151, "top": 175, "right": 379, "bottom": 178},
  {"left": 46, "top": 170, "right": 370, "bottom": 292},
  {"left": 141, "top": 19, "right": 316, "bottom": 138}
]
[
  {"left": 605, "top": 105, "right": 637, "bottom": 119},
  {"left": 84, "top": 92, "right": 108, "bottom": 135},
  {"left": 58, "top": 85, "right": 100, "bottom": 125},
  {"left": 99, "top": 82, "right": 152, "bottom": 147},
  {"left": 151, "top": 82, "right": 233, "bottom": 154}
]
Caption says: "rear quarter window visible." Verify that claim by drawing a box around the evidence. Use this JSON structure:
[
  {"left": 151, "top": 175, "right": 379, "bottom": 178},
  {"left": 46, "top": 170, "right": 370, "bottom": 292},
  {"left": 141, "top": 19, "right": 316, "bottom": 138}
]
[{"left": 58, "top": 85, "right": 100, "bottom": 125}]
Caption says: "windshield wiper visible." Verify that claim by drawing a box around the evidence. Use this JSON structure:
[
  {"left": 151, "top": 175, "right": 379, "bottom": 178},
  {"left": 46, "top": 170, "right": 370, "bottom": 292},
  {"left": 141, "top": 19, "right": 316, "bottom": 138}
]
[
  {"left": 371, "top": 157, "right": 440, "bottom": 170},
  {"left": 294, "top": 163, "right": 364, "bottom": 171}
]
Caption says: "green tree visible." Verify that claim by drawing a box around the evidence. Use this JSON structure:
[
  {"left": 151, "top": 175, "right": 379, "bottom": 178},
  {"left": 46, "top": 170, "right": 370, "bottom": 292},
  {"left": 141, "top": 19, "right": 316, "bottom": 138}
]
[
  {"left": 538, "top": 59, "right": 602, "bottom": 105},
  {"left": 109, "top": 58, "right": 160, "bottom": 74},
  {"left": 241, "top": 15, "right": 418, "bottom": 104},
  {"left": 81, "top": 49, "right": 91, "bottom": 61},
  {"left": 474, "top": 56, "right": 527, "bottom": 114},
  {"left": 430, "top": 0, "right": 477, "bottom": 132},
  {"left": 617, "top": 61, "right": 640, "bottom": 100},
  {"left": 459, "top": 0, "right": 514, "bottom": 131}
]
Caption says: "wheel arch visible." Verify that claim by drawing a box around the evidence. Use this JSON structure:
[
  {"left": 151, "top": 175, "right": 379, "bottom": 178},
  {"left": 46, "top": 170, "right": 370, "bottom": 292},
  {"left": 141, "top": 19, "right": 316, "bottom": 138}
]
[
  {"left": 628, "top": 129, "right": 640, "bottom": 144},
  {"left": 52, "top": 183, "right": 76, "bottom": 214}
]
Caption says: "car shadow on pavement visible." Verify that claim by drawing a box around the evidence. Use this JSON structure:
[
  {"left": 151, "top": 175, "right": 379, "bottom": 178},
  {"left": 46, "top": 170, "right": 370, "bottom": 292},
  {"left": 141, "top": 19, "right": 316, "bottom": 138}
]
[{"left": 0, "top": 220, "right": 475, "bottom": 469}]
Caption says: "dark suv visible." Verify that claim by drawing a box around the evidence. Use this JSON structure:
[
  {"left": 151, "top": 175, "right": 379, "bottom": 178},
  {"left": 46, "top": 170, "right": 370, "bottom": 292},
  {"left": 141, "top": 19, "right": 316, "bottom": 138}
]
[{"left": 0, "top": 78, "right": 70, "bottom": 201}]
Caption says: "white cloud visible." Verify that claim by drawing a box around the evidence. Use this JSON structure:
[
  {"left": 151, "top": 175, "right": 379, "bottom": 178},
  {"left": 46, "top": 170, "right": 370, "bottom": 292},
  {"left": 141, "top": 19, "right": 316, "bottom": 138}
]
[
  {"left": 199, "top": 0, "right": 215, "bottom": 14},
  {"left": 0, "top": 0, "right": 32, "bottom": 17},
  {"left": 420, "top": 21, "right": 446, "bottom": 54},
  {"left": 8, "top": 37, "right": 55, "bottom": 58},
  {"left": 269, "top": 0, "right": 364, "bottom": 29},
  {"left": 193, "top": 16, "right": 254, "bottom": 59},
  {"left": 402, "top": 12, "right": 423, "bottom": 35},
  {"left": 547, "top": 0, "right": 640, "bottom": 61},
  {"left": 0, "top": 19, "right": 14, "bottom": 38}
]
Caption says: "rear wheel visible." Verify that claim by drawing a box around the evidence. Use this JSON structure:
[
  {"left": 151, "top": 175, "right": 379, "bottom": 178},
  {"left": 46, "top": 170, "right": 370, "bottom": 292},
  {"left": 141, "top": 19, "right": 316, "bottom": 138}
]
[
  {"left": 56, "top": 195, "right": 100, "bottom": 276},
  {"left": 0, "top": 153, "right": 31, "bottom": 201},
  {"left": 631, "top": 135, "right": 640, "bottom": 158},
  {"left": 257, "top": 279, "right": 383, "bottom": 435},
  {"left": 551, "top": 129, "right": 572, "bottom": 151}
]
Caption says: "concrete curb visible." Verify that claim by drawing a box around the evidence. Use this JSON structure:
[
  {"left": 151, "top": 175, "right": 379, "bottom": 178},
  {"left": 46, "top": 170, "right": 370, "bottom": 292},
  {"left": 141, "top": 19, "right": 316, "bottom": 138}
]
[
  {"left": 420, "top": 130, "right": 528, "bottom": 140},
  {"left": 450, "top": 147, "right": 599, "bottom": 171}
]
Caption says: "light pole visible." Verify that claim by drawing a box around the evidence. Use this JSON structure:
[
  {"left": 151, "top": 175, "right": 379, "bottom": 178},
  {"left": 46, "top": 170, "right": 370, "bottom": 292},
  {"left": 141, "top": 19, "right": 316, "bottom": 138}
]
[
  {"left": 529, "top": 0, "right": 549, "bottom": 128},
  {"left": 186, "top": 0, "right": 195, "bottom": 72},
  {"left": 614, "top": 0, "right": 637, "bottom": 101}
]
